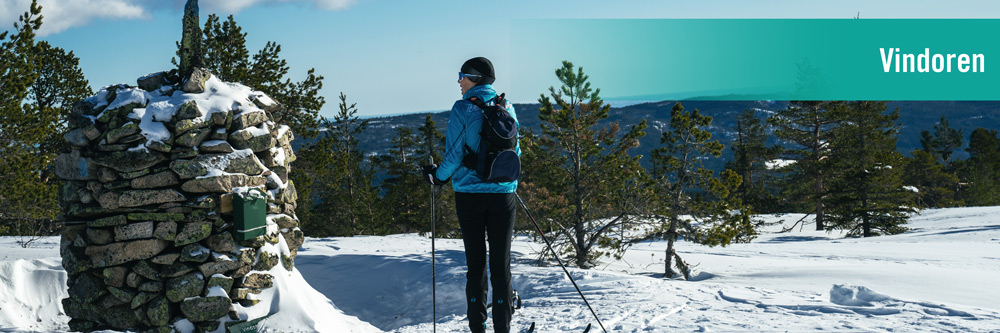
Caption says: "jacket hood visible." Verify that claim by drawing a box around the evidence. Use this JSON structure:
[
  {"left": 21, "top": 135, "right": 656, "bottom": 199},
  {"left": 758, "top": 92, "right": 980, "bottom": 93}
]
[{"left": 462, "top": 84, "right": 497, "bottom": 102}]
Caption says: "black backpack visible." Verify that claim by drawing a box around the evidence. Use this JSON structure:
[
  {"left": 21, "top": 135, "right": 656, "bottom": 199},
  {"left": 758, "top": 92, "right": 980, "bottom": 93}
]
[{"left": 462, "top": 93, "right": 520, "bottom": 183}]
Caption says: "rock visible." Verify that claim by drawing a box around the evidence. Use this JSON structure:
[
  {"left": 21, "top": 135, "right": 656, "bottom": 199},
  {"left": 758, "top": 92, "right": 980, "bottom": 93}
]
[
  {"left": 170, "top": 151, "right": 266, "bottom": 179},
  {"left": 92, "top": 149, "right": 168, "bottom": 173},
  {"left": 153, "top": 221, "right": 177, "bottom": 241},
  {"left": 79, "top": 190, "right": 94, "bottom": 204},
  {"left": 64, "top": 129, "right": 90, "bottom": 147},
  {"left": 229, "top": 125, "right": 276, "bottom": 152},
  {"left": 281, "top": 252, "right": 294, "bottom": 271},
  {"left": 129, "top": 171, "right": 178, "bottom": 189},
  {"left": 97, "top": 102, "right": 142, "bottom": 124},
  {"left": 276, "top": 180, "right": 298, "bottom": 204},
  {"left": 253, "top": 251, "right": 279, "bottom": 271},
  {"left": 118, "top": 133, "right": 146, "bottom": 144},
  {"left": 207, "top": 233, "right": 235, "bottom": 253},
  {"left": 103, "top": 266, "right": 128, "bottom": 288},
  {"left": 137, "top": 71, "right": 168, "bottom": 91},
  {"left": 211, "top": 112, "right": 228, "bottom": 126},
  {"left": 145, "top": 297, "right": 171, "bottom": 327},
  {"left": 251, "top": 92, "right": 281, "bottom": 113},
  {"left": 276, "top": 126, "right": 294, "bottom": 147},
  {"left": 132, "top": 260, "right": 160, "bottom": 281},
  {"left": 69, "top": 273, "right": 106, "bottom": 303},
  {"left": 138, "top": 281, "right": 163, "bottom": 292},
  {"left": 181, "top": 67, "right": 212, "bottom": 94},
  {"left": 160, "top": 262, "right": 194, "bottom": 278},
  {"left": 198, "top": 259, "right": 241, "bottom": 277},
  {"left": 60, "top": 181, "right": 83, "bottom": 203},
  {"left": 151, "top": 252, "right": 180, "bottom": 265},
  {"left": 86, "top": 227, "right": 114, "bottom": 245},
  {"left": 231, "top": 288, "right": 262, "bottom": 300},
  {"left": 98, "top": 167, "right": 119, "bottom": 183},
  {"left": 175, "top": 221, "right": 212, "bottom": 246},
  {"left": 176, "top": 100, "right": 202, "bottom": 120},
  {"left": 283, "top": 228, "right": 305, "bottom": 257},
  {"left": 170, "top": 147, "right": 199, "bottom": 159},
  {"left": 130, "top": 291, "right": 157, "bottom": 309},
  {"left": 126, "top": 272, "right": 144, "bottom": 288},
  {"left": 165, "top": 272, "right": 205, "bottom": 302},
  {"left": 120, "top": 168, "right": 150, "bottom": 180},
  {"left": 129, "top": 212, "right": 185, "bottom": 222},
  {"left": 146, "top": 140, "right": 172, "bottom": 153},
  {"left": 242, "top": 273, "right": 273, "bottom": 289},
  {"left": 72, "top": 99, "right": 98, "bottom": 116},
  {"left": 199, "top": 140, "right": 234, "bottom": 153},
  {"left": 231, "top": 110, "right": 268, "bottom": 131},
  {"left": 174, "top": 127, "right": 211, "bottom": 147},
  {"left": 90, "top": 215, "right": 127, "bottom": 228},
  {"left": 107, "top": 285, "right": 137, "bottom": 303},
  {"left": 180, "top": 296, "right": 230, "bottom": 322},
  {"left": 118, "top": 189, "right": 187, "bottom": 208},
  {"left": 180, "top": 243, "right": 211, "bottom": 263},
  {"left": 55, "top": 149, "right": 100, "bottom": 181},
  {"left": 106, "top": 122, "right": 141, "bottom": 144},
  {"left": 195, "top": 320, "right": 222, "bottom": 332},
  {"left": 97, "top": 142, "right": 130, "bottom": 152},
  {"left": 174, "top": 118, "right": 210, "bottom": 136},
  {"left": 210, "top": 127, "right": 227, "bottom": 140},
  {"left": 206, "top": 275, "right": 233, "bottom": 294},
  {"left": 100, "top": 293, "right": 128, "bottom": 308},
  {"left": 85, "top": 239, "right": 169, "bottom": 268},
  {"left": 270, "top": 214, "right": 297, "bottom": 229},
  {"left": 103, "top": 305, "right": 138, "bottom": 330},
  {"left": 103, "top": 179, "right": 131, "bottom": 191},
  {"left": 114, "top": 221, "right": 154, "bottom": 241},
  {"left": 181, "top": 174, "right": 267, "bottom": 193}
]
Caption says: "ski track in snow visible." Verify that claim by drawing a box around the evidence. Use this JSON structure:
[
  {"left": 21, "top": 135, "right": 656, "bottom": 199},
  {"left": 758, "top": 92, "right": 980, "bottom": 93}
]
[{"left": 2, "top": 207, "right": 1000, "bottom": 332}]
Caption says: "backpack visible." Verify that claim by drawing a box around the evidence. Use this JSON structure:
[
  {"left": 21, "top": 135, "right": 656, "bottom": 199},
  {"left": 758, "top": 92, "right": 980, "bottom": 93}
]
[{"left": 462, "top": 93, "right": 520, "bottom": 183}]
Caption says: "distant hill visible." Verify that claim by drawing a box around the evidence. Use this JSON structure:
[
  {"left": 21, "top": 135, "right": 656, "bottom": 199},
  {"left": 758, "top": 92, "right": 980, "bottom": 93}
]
[{"left": 295, "top": 101, "right": 1000, "bottom": 171}]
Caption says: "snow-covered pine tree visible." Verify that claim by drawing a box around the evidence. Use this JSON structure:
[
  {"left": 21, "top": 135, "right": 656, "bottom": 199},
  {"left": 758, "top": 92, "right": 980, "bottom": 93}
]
[
  {"left": 651, "top": 102, "right": 756, "bottom": 279},
  {"left": 825, "top": 101, "right": 914, "bottom": 237},
  {"left": 524, "top": 60, "right": 649, "bottom": 268}
]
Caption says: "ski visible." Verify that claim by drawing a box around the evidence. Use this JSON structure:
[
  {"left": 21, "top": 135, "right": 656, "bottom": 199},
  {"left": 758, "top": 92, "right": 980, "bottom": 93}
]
[{"left": 523, "top": 322, "right": 591, "bottom": 333}]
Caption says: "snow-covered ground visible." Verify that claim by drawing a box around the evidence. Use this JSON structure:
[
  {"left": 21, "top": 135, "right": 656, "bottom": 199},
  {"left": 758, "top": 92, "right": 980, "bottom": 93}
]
[{"left": 2, "top": 206, "right": 999, "bottom": 332}]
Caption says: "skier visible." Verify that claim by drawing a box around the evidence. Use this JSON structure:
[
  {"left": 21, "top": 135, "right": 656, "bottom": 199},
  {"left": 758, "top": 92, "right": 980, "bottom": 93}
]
[{"left": 422, "top": 56, "right": 520, "bottom": 333}]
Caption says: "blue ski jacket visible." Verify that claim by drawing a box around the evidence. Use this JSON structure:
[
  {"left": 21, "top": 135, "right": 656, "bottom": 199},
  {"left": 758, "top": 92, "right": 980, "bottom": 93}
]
[{"left": 435, "top": 84, "right": 519, "bottom": 193}]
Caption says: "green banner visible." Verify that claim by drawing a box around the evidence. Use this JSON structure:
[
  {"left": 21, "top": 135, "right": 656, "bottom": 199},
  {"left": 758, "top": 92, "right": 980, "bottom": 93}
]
[{"left": 511, "top": 19, "right": 997, "bottom": 100}]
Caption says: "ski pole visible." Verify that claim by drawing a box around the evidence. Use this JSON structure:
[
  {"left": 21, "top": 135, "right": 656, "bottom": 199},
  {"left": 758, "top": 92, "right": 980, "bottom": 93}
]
[
  {"left": 514, "top": 193, "right": 607, "bottom": 333},
  {"left": 429, "top": 157, "right": 437, "bottom": 333}
]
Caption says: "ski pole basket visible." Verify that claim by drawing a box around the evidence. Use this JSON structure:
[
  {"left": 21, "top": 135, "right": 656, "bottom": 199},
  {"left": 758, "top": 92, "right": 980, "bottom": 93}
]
[{"left": 233, "top": 188, "right": 267, "bottom": 241}]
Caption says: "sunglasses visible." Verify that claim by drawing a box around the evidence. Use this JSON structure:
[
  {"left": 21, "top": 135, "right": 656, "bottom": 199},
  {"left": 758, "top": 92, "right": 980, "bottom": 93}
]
[{"left": 459, "top": 72, "right": 481, "bottom": 81}]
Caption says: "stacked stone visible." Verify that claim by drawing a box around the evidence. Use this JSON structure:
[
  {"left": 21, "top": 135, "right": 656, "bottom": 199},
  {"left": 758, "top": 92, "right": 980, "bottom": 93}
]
[{"left": 55, "top": 68, "right": 305, "bottom": 332}]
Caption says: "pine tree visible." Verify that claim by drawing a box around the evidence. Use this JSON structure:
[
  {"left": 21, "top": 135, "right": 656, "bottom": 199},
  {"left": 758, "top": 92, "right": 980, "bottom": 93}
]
[
  {"left": 377, "top": 126, "right": 422, "bottom": 232},
  {"left": 175, "top": 14, "right": 324, "bottom": 138},
  {"left": 651, "top": 102, "right": 756, "bottom": 279},
  {"left": 726, "top": 108, "right": 782, "bottom": 213},
  {"left": 299, "top": 93, "right": 384, "bottom": 236},
  {"left": 919, "top": 115, "right": 963, "bottom": 169},
  {"left": 0, "top": 0, "right": 91, "bottom": 238},
  {"left": 903, "top": 149, "right": 959, "bottom": 208},
  {"left": 825, "top": 101, "right": 914, "bottom": 237},
  {"left": 958, "top": 128, "right": 1000, "bottom": 206},
  {"left": 768, "top": 101, "right": 843, "bottom": 230},
  {"left": 526, "top": 61, "right": 650, "bottom": 268}
]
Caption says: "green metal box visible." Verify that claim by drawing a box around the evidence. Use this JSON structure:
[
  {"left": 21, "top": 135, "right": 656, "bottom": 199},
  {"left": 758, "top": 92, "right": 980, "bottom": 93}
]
[{"left": 234, "top": 188, "right": 267, "bottom": 241}]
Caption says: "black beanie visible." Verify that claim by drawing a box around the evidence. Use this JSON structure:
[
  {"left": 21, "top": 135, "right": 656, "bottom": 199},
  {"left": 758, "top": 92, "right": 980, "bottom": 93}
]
[{"left": 461, "top": 57, "right": 495, "bottom": 85}]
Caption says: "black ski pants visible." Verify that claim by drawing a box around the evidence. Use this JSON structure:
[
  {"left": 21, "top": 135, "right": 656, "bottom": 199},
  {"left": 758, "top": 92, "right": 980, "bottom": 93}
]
[{"left": 455, "top": 192, "right": 516, "bottom": 333}]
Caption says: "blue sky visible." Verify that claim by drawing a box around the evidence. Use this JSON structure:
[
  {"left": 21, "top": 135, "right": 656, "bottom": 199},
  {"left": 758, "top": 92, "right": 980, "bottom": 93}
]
[{"left": 2, "top": 0, "right": 999, "bottom": 117}]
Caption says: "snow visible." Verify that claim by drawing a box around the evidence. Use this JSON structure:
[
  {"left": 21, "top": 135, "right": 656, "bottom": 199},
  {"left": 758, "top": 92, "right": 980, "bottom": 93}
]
[
  {"left": 904, "top": 185, "right": 920, "bottom": 192},
  {"left": 765, "top": 159, "right": 796, "bottom": 169},
  {"left": 106, "top": 87, "right": 149, "bottom": 111},
  {"left": 3, "top": 207, "right": 1000, "bottom": 332}
]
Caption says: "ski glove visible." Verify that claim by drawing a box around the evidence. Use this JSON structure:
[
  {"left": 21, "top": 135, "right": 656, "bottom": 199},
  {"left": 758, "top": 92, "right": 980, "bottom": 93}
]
[{"left": 421, "top": 164, "right": 449, "bottom": 186}]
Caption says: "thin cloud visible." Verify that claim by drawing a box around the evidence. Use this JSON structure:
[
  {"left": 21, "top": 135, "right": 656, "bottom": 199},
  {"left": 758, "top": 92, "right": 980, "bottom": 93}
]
[
  {"left": 0, "top": 0, "right": 360, "bottom": 37},
  {"left": 1, "top": 0, "right": 147, "bottom": 36}
]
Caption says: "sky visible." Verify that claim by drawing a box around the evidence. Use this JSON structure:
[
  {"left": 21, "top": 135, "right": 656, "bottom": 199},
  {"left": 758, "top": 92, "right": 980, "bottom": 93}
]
[{"left": 2, "top": 0, "right": 1000, "bottom": 118}]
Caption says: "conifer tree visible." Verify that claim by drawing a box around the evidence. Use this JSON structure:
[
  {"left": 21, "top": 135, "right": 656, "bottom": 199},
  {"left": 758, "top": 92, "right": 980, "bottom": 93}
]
[
  {"left": 768, "top": 101, "right": 843, "bottom": 230},
  {"left": 903, "top": 149, "right": 959, "bottom": 208},
  {"left": 299, "top": 93, "right": 383, "bottom": 236},
  {"left": 726, "top": 108, "right": 782, "bottom": 213},
  {"left": 651, "top": 102, "right": 755, "bottom": 279},
  {"left": 0, "top": 0, "right": 91, "bottom": 238},
  {"left": 958, "top": 128, "right": 1000, "bottom": 206},
  {"left": 526, "top": 61, "right": 649, "bottom": 268},
  {"left": 825, "top": 101, "right": 914, "bottom": 237},
  {"left": 377, "top": 126, "right": 422, "bottom": 232},
  {"left": 919, "top": 115, "right": 963, "bottom": 169}
]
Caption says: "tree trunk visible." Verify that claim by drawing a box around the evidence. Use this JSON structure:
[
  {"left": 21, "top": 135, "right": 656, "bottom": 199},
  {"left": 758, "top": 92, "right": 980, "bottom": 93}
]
[{"left": 664, "top": 215, "right": 678, "bottom": 278}]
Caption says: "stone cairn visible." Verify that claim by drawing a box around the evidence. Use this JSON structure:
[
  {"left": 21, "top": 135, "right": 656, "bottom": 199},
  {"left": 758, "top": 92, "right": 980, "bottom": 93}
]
[{"left": 55, "top": 67, "right": 304, "bottom": 332}]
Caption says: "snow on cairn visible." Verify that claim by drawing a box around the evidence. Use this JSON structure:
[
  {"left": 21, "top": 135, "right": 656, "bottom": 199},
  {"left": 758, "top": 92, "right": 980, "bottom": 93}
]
[{"left": 52, "top": 68, "right": 376, "bottom": 332}]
